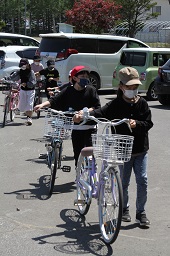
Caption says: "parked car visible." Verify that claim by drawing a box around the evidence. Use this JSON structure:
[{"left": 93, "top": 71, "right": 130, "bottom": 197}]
[
  {"left": 0, "top": 32, "right": 40, "bottom": 47},
  {"left": 112, "top": 48, "right": 170, "bottom": 100},
  {"left": 154, "top": 58, "right": 170, "bottom": 105},
  {"left": 37, "top": 32, "right": 149, "bottom": 89},
  {"left": 0, "top": 46, "right": 38, "bottom": 78}
]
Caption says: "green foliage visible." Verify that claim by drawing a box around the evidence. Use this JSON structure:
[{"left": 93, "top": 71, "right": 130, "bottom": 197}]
[
  {"left": 0, "top": 20, "right": 5, "bottom": 31},
  {"left": 115, "top": 0, "right": 159, "bottom": 37}
]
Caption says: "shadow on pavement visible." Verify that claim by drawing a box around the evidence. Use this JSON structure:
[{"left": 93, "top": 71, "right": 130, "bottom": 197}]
[
  {"left": 4, "top": 175, "right": 50, "bottom": 200},
  {"left": 32, "top": 208, "right": 114, "bottom": 256}
]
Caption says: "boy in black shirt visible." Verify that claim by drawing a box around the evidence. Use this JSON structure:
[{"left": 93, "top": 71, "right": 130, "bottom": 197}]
[{"left": 35, "top": 59, "right": 59, "bottom": 99}]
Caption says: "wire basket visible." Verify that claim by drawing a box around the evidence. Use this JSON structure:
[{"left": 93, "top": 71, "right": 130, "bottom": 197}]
[
  {"left": 44, "top": 111, "right": 74, "bottom": 139},
  {"left": 91, "top": 134, "right": 134, "bottom": 163}
]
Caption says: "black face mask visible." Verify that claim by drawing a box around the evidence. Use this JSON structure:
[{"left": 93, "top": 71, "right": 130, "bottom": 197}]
[
  {"left": 78, "top": 78, "right": 90, "bottom": 88},
  {"left": 48, "top": 66, "right": 54, "bottom": 71}
]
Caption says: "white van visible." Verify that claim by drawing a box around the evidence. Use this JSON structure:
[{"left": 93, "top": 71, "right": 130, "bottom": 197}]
[{"left": 38, "top": 33, "right": 149, "bottom": 89}]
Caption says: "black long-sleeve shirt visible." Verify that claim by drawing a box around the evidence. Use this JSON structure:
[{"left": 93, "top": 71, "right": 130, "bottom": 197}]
[
  {"left": 49, "top": 84, "right": 101, "bottom": 126},
  {"left": 91, "top": 96, "right": 153, "bottom": 155}
]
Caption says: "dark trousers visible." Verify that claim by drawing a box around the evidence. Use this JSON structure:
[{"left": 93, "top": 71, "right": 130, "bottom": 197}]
[{"left": 71, "top": 128, "right": 97, "bottom": 166}]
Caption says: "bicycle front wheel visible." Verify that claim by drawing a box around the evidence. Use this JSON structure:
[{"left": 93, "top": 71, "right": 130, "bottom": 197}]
[
  {"left": 34, "top": 91, "right": 42, "bottom": 119},
  {"left": 2, "top": 97, "right": 9, "bottom": 127},
  {"left": 76, "top": 156, "right": 91, "bottom": 215},
  {"left": 98, "top": 167, "right": 123, "bottom": 244},
  {"left": 10, "top": 93, "right": 19, "bottom": 121},
  {"left": 49, "top": 143, "right": 60, "bottom": 196}
]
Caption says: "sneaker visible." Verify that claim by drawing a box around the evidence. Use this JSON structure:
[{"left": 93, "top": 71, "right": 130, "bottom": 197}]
[
  {"left": 15, "top": 108, "right": 20, "bottom": 115},
  {"left": 122, "top": 208, "right": 131, "bottom": 222},
  {"left": 136, "top": 212, "right": 150, "bottom": 226},
  {"left": 26, "top": 117, "right": 32, "bottom": 126}
]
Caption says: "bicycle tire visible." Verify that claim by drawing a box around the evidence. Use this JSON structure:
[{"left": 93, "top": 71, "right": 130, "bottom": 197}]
[
  {"left": 49, "top": 143, "right": 60, "bottom": 196},
  {"left": 36, "top": 96, "right": 42, "bottom": 119},
  {"left": 57, "top": 144, "right": 62, "bottom": 169},
  {"left": 2, "top": 97, "right": 9, "bottom": 128},
  {"left": 76, "top": 156, "right": 91, "bottom": 215},
  {"left": 98, "top": 167, "right": 123, "bottom": 244},
  {"left": 10, "top": 94, "right": 18, "bottom": 121}
]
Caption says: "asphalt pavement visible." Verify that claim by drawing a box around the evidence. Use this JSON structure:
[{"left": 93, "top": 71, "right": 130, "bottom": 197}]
[{"left": 0, "top": 91, "right": 170, "bottom": 256}]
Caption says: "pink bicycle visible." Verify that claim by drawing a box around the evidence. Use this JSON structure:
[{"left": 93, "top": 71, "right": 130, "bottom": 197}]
[{"left": 0, "top": 81, "right": 20, "bottom": 127}]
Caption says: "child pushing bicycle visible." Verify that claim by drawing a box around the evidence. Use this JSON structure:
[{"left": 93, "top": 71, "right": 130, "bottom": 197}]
[{"left": 74, "top": 67, "right": 153, "bottom": 227}]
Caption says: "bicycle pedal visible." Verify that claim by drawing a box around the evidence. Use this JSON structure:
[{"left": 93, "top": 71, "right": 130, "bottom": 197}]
[
  {"left": 61, "top": 165, "right": 71, "bottom": 172},
  {"left": 74, "top": 199, "right": 86, "bottom": 206},
  {"left": 39, "top": 153, "right": 47, "bottom": 159}
]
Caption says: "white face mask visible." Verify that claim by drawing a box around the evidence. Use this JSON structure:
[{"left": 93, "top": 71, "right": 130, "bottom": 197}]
[
  {"left": 123, "top": 89, "right": 138, "bottom": 99},
  {"left": 34, "top": 62, "right": 39, "bottom": 66},
  {"left": 21, "top": 65, "right": 27, "bottom": 70}
]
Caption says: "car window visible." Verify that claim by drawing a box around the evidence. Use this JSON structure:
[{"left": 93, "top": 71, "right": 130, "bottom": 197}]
[
  {"left": 0, "top": 50, "right": 5, "bottom": 60},
  {"left": 0, "top": 37, "right": 39, "bottom": 47},
  {"left": 153, "top": 53, "right": 170, "bottom": 66},
  {"left": 19, "top": 38, "right": 39, "bottom": 46},
  {"left": 39, "top": 38, "right": 70, "bottom": 52},
  {"left": 98, "top": 40, "right": 125, "bottom": 53},
  {"left": 71, "top": 39, "right": 97, "bottom": 53},
  {"left": 16, "top": 49, "right": 37, "bottom": 59},
  {"left": 120, "top": 52, "right": 146, "bottom": 66},
  {"left": 127, "top": 40, "right": 148, "bottom": 48}
]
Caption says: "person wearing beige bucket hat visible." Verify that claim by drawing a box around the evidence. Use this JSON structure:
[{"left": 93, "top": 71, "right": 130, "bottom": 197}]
[{"left": 74, "top": 66, "right": 154, "bottom": 227}]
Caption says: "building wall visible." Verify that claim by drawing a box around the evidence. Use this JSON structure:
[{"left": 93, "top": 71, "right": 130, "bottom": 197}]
[{"left": 151, "top": 0, "right": 170, "bottom": 21}]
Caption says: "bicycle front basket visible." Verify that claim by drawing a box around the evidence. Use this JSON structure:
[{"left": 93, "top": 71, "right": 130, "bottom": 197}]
[
  {"left": 44, "top": 111, "right": 73, "bottom": 139},
  {"left": 91, "top": 134, "right": 134, "bottom": 163}
]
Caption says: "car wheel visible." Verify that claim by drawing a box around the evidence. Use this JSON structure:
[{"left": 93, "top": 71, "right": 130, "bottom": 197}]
[
  {"left": 158, "top": 95, "right": 170, "bottom": 105},
  {"left": 89, "top": 73, "right": 100, "bottom": 90},
  {"left": 146, "top": 83, "right": 158, "bottom": 101}
]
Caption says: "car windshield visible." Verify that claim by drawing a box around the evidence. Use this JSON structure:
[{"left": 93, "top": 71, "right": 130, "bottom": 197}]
[{"left": 120, "top": 52, "right": 146, "bottom": 66}]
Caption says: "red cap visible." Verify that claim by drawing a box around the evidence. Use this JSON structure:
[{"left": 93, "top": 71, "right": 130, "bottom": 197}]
[{"left": 70, "top": 66, "right": 90, "bottom": 78}]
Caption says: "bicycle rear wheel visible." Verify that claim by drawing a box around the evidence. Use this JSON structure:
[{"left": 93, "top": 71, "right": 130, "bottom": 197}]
[
  {"left": 76, "top": 156, "right": 91, "bottom": 215},
  {"left": 2, "top": 97, "right": 9, "bottom": 128},
  {"left": 49, "top": 142, "right": 61, "bottom": 196},
  {"left": 98, "top": 167, "right": 123, "bottom": 244}
]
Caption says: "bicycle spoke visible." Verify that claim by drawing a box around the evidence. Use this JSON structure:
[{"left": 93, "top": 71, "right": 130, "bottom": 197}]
[{"left": 98, "top": 168, "right": 123, "bottom": 244}]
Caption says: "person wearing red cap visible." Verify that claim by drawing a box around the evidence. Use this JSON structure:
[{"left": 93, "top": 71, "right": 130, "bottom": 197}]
[
  {"left": 35, "top": 59, "right": 59, "bottom": 99},
  {"left": 34, "top": 65, "right": 101, "bottom": 165},
  {"left": 0, "top": 58, "right": 36, "bottom": 125}
]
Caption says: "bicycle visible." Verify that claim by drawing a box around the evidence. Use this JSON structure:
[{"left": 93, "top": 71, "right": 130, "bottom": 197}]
[
  {"left": 74, "top": 107, "right": 134, "bottom": 244},
  {"left": 0, "top": 81, "right": 20, "bottom": 128},
  {"left": 43, "top": 108, "right": 74, "bottom": 196},
  {"left": 34, "top": 80, "right": 46, "bottom": 119}
]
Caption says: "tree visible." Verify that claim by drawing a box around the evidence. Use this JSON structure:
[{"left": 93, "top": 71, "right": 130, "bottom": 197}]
[
  {"left": 115, "top": 0, "right": 159, "bottom": 37},
  {"left": 65, "top": 0, "right": 122, "bottom": 34}
]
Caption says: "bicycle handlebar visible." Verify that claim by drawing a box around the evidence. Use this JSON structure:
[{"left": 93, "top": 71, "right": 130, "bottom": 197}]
[
  {"left": 46, "top": 108, "right": 78, "bottom": 117},
  {"left": 81, "top": 107, "right": 132, "bottom": 132}
]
